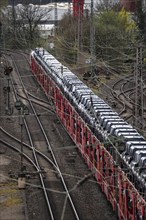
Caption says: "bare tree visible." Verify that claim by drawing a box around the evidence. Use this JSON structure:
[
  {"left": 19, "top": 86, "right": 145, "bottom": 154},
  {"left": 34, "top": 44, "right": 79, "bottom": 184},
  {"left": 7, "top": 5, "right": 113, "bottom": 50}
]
[
  {"left": 136, "top": 1, "right": 146, "bottom": 43},
  {"left": 3, "top": 1, "right": 52, "bottom": 48},
  {"left": 95, "top": 0, "right": 120, "bottom": 12}
]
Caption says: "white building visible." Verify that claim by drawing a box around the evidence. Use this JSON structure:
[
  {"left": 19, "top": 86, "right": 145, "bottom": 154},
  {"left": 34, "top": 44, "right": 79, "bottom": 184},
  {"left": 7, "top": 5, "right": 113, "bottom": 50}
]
[{"left": 38, "top": 24, "right": 55, "bottom": 38}]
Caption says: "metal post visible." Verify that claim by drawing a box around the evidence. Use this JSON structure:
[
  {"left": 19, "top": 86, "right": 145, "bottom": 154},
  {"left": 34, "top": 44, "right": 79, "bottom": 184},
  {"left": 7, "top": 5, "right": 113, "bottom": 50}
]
[
  {"left": 77, "top": 1, "right": 83, "bottom": 68},
  {"left": 12, "top": 0, "right": 16, "bottom": 31},
  {"left": 78, "top": 2, "right": 83, "bottom": 52},
  {"left": 15, "top": 100, "right": 29, "bottom": 173},
  {"left": 54, "top": 0, "right": 58, "bottom": 26},
  {"left": 134, "top": 44, "right": 144, "bottom": 133},
  {"left": 18, "top": 114, "right": 26, "bottom": 190},
  {"left": 15, "top": 100, "right": 29, "bottom": 189},
  {"left": 4, "top": 67, "right": 13, "bottom": 114},
  {"left": 68, "top": 1, "right": 71, "bottom": 15},
  {"left": 20, "top": 107, "right": 24, "bottom": 172},
  {"left": 90, "top": 0, "right": 95, "bottom": 76},
  {"left": 0, "top": 22, "right": 2, "bottom": 58},
  {"left": 7, "top": 77, "right": 10, "bottom": 110}
]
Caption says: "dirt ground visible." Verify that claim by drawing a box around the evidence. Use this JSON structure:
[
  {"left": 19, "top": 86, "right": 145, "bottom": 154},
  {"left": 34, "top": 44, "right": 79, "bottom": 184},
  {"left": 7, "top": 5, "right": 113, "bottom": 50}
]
[
  {"left": 0, "top": 63, "right": 26, "bottom": 220},
  {"left": 0, "top": 150, "right": 28, "bottom": 220}
]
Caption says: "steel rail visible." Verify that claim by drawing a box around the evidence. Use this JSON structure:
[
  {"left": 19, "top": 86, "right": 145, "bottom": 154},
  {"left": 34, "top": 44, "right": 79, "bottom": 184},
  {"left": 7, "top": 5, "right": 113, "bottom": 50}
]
[{"left": 11, "top": 52, "right": 80, "bottom": 220}]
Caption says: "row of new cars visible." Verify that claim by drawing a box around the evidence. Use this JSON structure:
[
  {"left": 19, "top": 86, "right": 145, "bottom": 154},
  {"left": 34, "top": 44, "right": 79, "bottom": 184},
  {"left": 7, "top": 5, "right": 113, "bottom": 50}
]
[
  {"left": 32, "top": 48, "right": 146, "bottom": 198},
  {"left": 63, "top": 72, "right": 146, "bottom": 195}
]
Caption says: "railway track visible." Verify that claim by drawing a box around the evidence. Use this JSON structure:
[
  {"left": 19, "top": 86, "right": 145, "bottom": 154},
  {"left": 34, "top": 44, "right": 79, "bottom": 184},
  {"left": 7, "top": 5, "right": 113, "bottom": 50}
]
[
  {"left": 0, "top": 51, "right": 116, "bottom": 220},
  {"left": 99, "top": 73, "right": 146, "bottom": 135},
  {"left": 9, "top": 52, "right": 81, "bottom": 219}
]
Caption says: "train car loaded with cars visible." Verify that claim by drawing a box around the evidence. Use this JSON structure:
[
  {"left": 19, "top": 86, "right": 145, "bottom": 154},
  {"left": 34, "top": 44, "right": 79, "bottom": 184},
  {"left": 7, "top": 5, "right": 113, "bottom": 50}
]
[{"left": 30, "top": 48, "right": 146, "bottom": 220}]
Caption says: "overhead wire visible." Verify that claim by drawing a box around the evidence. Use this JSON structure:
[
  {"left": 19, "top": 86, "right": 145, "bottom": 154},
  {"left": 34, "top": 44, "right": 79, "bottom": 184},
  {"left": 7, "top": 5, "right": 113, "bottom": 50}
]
[
  {"left": 1, "top": 153, "right": 145, "bottom": 208},
  {"left": 1, "top": 145, "right": 145, "bottom": 195},
  {"left": 2, "top": 47, "right": 145, "bottom": 135},
  {"left": 1, "top": 53, "right": 145, "bottom": 136},
  {"left": 20, "top": 59, "right": 146, "bottom": 195},
  {"left": 1, "top": 1, "right": 146, "bottom": 194}
]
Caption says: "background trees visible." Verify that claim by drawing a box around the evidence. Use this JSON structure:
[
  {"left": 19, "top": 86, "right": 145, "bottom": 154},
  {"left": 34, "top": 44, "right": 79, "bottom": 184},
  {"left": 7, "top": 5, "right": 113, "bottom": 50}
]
[
  {"left": 2, "top": 2, "right": 51, "bottom": 48},
  {"left": 136, "top": 1, "right": 146, "bottom": 43},
  {"left": 1, "top": 0, "right": 143, "bottom": 75},
  {"left": 1, "top": 0, "right": 8, "bottom": 7},
  {"left": 55, "top": 6, "right": 138, "bottom": 74},
  {"left": 94, "top": 8, "right": 138, "bottom": 73},
  {"left": 55, "top": 14, "right": 90, "bottom": 65}
]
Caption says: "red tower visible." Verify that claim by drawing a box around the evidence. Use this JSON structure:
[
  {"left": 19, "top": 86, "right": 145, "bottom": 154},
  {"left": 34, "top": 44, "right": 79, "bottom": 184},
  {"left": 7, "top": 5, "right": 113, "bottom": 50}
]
[{"left": 73, "top": 0, "right": 84, "bottom": 17}]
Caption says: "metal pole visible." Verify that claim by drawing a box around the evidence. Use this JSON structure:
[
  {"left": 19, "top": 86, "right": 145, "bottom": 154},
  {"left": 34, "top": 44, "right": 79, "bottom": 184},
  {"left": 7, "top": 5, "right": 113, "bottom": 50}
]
[
  {"left": 20, "top": 107, "right": 24, "bottom": 171},
  {"left": 68, "top": 1, "right": 71, "bottom": 15},
  {"left": 0, "top": 22, "right": 2, "bottom": 58},
  {"left": 134, "top": 44, "right": 144, "bottom": 133},
  {"left": 77, "top": 1, "right": 83, "bottom": 68},
  {"left": 7, "top": 77, "right": 10, "bottom": 110},
  {"left": 54, "top": 0, "right": 58, "bottom": 26},
  {"left": 15, "top": 100, "right": 29, "bottom": 172},
  {"left": 90, "top": 0, "right": 95, "bottom": 76},
  {"left": 12, "top": 0, "right": 15, "bottom": 31}
]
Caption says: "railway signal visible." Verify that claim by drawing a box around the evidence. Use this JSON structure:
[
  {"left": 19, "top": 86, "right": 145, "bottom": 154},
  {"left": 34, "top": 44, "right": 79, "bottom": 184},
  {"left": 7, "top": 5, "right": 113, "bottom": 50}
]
[
  {"left": 4, "top": 66, "right": 13, "bottom": 75},
  {"left": 3, "top": 66, "right": 13, "bottom": 115},
  {"left": 15, "top": 100, "right": 29, "bottom": 175}
]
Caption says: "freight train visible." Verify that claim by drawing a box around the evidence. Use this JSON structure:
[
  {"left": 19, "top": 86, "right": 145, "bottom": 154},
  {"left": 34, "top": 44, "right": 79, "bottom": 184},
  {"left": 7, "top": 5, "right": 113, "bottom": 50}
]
[{"left": 30, "top": 48, "right": 146, "bottom": 220}]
